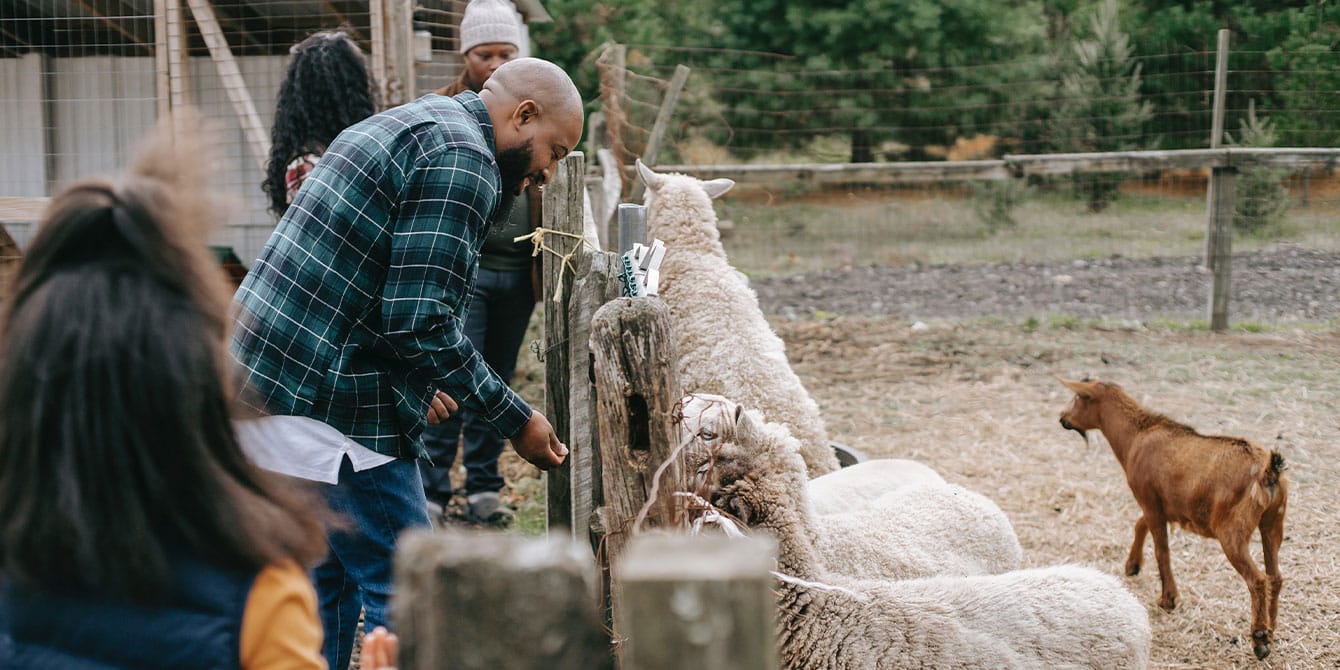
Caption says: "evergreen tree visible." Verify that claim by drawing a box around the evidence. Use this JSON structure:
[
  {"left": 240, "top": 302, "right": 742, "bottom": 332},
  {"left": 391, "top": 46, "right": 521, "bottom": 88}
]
[
  {"left": 1052, "top": 0, "right": 1152, "bottom": 211},
  {"left": 1228, "top": 101, "right": 1290, "bottom": 235}
]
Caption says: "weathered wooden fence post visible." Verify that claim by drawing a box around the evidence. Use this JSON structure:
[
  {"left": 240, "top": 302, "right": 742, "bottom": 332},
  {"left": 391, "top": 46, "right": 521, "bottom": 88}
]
[
  {"left": 1205, "top": 27, "right": 1233, "bottom": 331},
  {"left": 541, "top": 152, "right": 626, "bottom": 546},
  {"left": 617, "top": 534, "right": 779, "bottom": 670},
  {"left": 589, "top": 297, "right": 684, "bottom": 615},
  {"left": 392, "top": 529, "right": 612, "bottom": 670}
]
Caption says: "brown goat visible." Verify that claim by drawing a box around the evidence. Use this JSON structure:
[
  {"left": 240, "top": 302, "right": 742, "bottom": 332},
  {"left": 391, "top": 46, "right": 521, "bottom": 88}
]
[{"left": 1057, "top": 378, "right": 1288, "bottom": 660}]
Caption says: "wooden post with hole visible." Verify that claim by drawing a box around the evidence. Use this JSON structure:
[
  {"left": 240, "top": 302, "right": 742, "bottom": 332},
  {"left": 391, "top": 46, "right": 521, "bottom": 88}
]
[
  {"left": 392, "top": 529, "right": 612, "bottom": 670},
  {"left": 616, "top": 534, "right": 779, "bottom": 670},
  {"left": 589, "top": 296, "right": 684, "bottom": 629}
]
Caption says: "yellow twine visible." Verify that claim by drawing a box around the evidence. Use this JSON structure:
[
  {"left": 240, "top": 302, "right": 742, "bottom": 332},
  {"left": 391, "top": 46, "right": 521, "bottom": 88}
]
[{"left": 514, "top": 227, "right": 600, "bottom": 303}]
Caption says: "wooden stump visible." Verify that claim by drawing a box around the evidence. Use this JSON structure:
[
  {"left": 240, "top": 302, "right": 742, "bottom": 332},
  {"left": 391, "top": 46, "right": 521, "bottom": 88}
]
[{"left": 392, "top": 529, "right": 612, "bottom": 670}]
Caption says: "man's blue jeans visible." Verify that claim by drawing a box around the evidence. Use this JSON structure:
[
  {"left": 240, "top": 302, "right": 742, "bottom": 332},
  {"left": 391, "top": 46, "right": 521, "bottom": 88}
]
[
  {"left": 317, "top": 456, "right": 430, "bottom": 670},
  {"left": 420, "top": 266, "right": 536, "bottom": 502}
]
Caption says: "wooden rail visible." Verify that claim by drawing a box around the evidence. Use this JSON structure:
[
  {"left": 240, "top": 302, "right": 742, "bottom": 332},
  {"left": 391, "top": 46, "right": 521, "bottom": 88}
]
[{"left": 653, "top": 147, "right": 1340, "bottom": 185}]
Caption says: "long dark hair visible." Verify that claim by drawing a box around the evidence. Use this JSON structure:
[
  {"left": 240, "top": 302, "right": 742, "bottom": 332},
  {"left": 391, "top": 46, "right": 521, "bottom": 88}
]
[
  {"left": 262, "top": 29, "right": 377, "bottom": 215},
  {"left": 0, "top": 116, "right": 328, "bottom": 602}
]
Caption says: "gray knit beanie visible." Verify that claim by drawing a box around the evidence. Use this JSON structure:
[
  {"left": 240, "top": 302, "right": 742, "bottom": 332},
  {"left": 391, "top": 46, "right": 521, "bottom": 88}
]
[{"left": 459, "top": 0, "right": 522, "bottom": 54}]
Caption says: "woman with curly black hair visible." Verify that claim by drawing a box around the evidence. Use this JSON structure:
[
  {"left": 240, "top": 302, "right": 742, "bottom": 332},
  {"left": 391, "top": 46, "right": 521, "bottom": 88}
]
[{"left": 262, "top": 29, "right": 377, "bottom": 216}]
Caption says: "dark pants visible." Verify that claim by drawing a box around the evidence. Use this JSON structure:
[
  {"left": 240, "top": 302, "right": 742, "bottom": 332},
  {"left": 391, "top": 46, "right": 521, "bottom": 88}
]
[
  {"left": 420, "top": 266, "right": 535, "bottom": 502},
  {"left": 316, "top": 456, "right": 430, "bottom": 670}
]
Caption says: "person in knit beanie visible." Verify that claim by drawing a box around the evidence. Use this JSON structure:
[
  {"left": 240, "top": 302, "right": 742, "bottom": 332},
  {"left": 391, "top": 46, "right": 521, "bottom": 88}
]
[
  {"left": 438, "top": 0, "right": 523, "bottom": 96},
  {"left": 423, "top": 0, "right": 546, "bottom": 527}
]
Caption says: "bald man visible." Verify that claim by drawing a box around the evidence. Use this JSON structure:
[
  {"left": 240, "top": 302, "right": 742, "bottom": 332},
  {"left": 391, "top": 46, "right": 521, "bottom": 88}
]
[{"left": 230, "top": 57, "right": 583, "bottom": 670}]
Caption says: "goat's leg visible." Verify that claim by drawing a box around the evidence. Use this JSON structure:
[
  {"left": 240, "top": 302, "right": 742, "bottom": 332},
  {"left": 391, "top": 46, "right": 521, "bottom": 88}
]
[
  {"left": 1147, "top": 515, "right": 1178, "bottom": 610},
  {"left": 1125, "top": 516, "right": 1148, "bottom": 576},
  {"left": 1260, "top": 505, "right": 1286, "bottom": 633},
  {"left": 1220, "top": 531, "right": 1273, "bottom": 659}
]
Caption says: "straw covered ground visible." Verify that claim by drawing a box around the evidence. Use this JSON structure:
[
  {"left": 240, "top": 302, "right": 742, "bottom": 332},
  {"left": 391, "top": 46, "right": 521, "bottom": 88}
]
[
  {"left": 489, "top": 242, "right": 1340, "bottom": 668},
  {"left": 778, "top": 317, "right": 1339, "bottom": 669}
]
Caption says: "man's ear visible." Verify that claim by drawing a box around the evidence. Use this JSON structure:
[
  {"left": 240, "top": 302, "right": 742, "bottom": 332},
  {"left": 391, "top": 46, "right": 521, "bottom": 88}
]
[{"left": 514, "top": 99, "right": 540, "bottom": 127}]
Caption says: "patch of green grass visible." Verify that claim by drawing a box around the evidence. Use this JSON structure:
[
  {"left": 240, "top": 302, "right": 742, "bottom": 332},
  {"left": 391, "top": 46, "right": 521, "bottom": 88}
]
[
  {"left": 715, "top": 186, "right": 1340, "bottom": 279},
  {"left": 508, "top": 477, "right": 547, "bottom": 537},
  {"left": 1047, "top": 315, "right": 1084, "bottom": 330}
]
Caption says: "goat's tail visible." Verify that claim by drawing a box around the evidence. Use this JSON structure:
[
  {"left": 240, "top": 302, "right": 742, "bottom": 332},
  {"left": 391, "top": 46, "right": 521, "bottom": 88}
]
[
  {"left": 1266, "top": 451, "right": 1287, "bottom": 485},
  {"left": 1253, "top": 451, "right": 1288, "bottom": 507}
]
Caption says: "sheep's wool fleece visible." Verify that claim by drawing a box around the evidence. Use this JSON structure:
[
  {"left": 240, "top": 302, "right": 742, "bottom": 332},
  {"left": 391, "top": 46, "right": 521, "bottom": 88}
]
[{"left": 644, "top": 170, "right": 838, "bottom": 477}]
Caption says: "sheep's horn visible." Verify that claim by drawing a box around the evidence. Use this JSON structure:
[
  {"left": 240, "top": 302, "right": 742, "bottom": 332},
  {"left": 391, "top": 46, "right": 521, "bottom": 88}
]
[{"left": 635, "top": 159, "right": 664, "bottom": 191}]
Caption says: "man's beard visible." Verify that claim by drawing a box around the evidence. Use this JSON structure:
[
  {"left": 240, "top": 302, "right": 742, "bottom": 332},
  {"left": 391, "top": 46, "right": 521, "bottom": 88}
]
[{"left": 496, "top": 139, "right": 535, "bottom": 197}]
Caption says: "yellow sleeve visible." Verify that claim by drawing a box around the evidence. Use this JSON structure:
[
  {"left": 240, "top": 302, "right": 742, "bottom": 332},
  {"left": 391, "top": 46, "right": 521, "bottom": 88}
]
[{"left": 240, "top": 561, "right": 328, "bottom": 670}]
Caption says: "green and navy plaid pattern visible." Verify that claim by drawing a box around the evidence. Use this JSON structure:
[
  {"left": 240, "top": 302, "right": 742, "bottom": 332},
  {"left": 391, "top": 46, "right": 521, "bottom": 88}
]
[{"left": 231, "top": 92, "right": 531, "bottom": 459}]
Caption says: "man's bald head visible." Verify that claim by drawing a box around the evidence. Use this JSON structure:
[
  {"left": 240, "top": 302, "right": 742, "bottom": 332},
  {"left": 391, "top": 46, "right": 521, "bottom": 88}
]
[
  {"left": 479, "top": 57, "right": 585, "bottom": 193},
  {"left": 483, "top": 57, "right": 584, "bottom": 121}
]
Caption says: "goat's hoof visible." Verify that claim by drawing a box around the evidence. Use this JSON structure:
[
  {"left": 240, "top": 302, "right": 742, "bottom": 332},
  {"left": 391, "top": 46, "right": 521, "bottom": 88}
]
[
  {"left": 1158, "top": 595, "right": 1177, "bottom": 611},
  {"left": 1252, "top": 631, "right": 1271, "bottom": 660},
  {"left": 1124, "top": 562, "right": 1140, "bottom": 576}
]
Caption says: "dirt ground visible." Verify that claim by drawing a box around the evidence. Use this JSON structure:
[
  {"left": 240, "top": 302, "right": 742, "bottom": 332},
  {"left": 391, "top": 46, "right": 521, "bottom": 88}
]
[
  {"left": 777, "top": 317, "right": 1339, "bottom": 670},
  {"left": 495, "top": 246, "right": 1340, "bottom": 669}
]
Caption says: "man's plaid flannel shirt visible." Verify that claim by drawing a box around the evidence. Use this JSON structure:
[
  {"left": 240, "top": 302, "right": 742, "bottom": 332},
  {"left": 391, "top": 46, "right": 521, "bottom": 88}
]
[{"left": 231, "top": 92, "right": 531, "bottom": 459}]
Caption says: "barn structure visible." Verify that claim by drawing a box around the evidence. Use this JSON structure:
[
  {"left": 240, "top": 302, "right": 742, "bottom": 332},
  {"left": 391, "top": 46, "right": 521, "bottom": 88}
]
[{"left": 0, "top": 0, "right": 550, "bottom": 264}]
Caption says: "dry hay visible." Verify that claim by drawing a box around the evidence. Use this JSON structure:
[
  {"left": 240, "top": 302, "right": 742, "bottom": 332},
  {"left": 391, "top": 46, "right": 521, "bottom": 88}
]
[{"left": 778, "top": 316, "right": 1340, "bottom": 670}]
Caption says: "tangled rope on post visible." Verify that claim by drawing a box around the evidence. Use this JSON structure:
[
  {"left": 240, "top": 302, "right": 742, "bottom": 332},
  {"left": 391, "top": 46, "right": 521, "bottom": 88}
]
[{"left": 514, "top": 227, "right": 600, "bottom": 304}]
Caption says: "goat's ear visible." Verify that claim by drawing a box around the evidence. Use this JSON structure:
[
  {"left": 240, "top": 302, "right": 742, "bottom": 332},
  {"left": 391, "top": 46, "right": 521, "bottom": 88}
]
[
  {"left": 701, "top": 178, "right": 735, "bottom": 200},
  {"left": 635, "top": 159, "right": 664, "bottom": 192},
  {"left": 1059, "top": 377, "right": 1097, "bottom": 398}
]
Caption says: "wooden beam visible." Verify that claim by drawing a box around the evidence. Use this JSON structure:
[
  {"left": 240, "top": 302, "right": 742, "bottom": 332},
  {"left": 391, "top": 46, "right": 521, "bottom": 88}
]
[
  {"left": 653, "top": 148, "right": 1340, "bottom": 187},
  {"left": 185, "top": 0, "right": 270, "bottom": 168},
  {"left": 652, "top": 159, "right": 1011, "bottom": 185},
  {"left": 628, "top": 63, "right": 690, "bottom": 203},
  {"left": 0, "top": 197, "right": 50, "bottom": 223},
  {"left": 156, "top": 0, "right": 190, "bottom": 114},
  {"left": 0, "top": 22, "right": 33, "bottom": 49},
  {"left": 314, "top": 0, "right": 366, "bottom": 43},
  {"left": 193, "top": 0, "right": 263, "bottom": 51},
  {"left": 69, "top": 0, "right": 154, "bottom": 55}
]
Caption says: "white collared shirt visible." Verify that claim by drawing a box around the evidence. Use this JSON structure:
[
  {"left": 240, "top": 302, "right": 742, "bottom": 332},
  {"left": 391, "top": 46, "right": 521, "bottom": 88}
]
[{"left": 235, "top": 415, "right": 396, "bottom": 484}]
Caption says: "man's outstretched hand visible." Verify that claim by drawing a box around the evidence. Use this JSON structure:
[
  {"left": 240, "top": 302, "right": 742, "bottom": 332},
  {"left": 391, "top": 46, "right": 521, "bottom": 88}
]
[{"left": 511, "top": 410, "right": 568, "bottom": 470}]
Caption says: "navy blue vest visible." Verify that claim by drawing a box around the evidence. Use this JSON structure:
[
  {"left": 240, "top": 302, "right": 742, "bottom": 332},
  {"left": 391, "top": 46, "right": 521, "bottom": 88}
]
[{"left": 0, "top": 558, "right": 258, "bottom": 669}]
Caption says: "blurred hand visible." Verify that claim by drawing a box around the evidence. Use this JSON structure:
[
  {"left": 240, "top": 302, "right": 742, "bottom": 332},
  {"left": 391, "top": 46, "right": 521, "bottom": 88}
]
[
  {"left": 511, "top": 410, "right": 567, "bottom": 470},
  {"left": 426, "top": 391, "right": 458, "bottom": 425},
  {"left": 362, "top": 626, "right": 398, "bottom": 670}
]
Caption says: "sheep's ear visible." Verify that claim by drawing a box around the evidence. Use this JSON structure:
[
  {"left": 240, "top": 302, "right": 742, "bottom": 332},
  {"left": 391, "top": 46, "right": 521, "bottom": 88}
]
[
  {"left": 701, "top": 178, "right": 735, "bottom": 200},
  {"left": 635, "top": 159, "right": 664, "bottom": 192}
]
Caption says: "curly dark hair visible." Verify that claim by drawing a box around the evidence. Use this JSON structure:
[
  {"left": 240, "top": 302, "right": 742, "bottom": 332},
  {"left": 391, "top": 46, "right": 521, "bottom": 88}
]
[{"left": 262, "top": 29, "right": 377, "bottom": 216}]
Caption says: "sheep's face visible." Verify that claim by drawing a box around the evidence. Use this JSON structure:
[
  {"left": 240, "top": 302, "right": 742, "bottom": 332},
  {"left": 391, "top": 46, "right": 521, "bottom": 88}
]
[
  {"left": 698, "top": 440, "right": 770, "bottom": 527},
  {"left": 1058, "top": 378, "right": 1104, "bottom": 438}
]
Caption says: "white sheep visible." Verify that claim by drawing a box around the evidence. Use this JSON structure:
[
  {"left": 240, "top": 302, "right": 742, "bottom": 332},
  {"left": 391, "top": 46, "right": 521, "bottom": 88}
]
[
  {"left": 639, "top": 161, "right": 838, "bottom": 478},
  {"left": 816, "top": 482, "right": 1023, "bottom": 580},
  {"left": 807, "top": 458, "right": 946, "bottom": 516},
  {"left": 679, "top": 393, "right": 1022, "bottom": 580},
  {"left": 692, "top": 407, "right": 1152, "bottom": 670}
]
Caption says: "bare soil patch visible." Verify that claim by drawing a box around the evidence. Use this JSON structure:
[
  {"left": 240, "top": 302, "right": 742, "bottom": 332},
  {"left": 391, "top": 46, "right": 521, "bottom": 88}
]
[{"left": 755, "top": 246, "right": 1340, "bottom": 324}]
